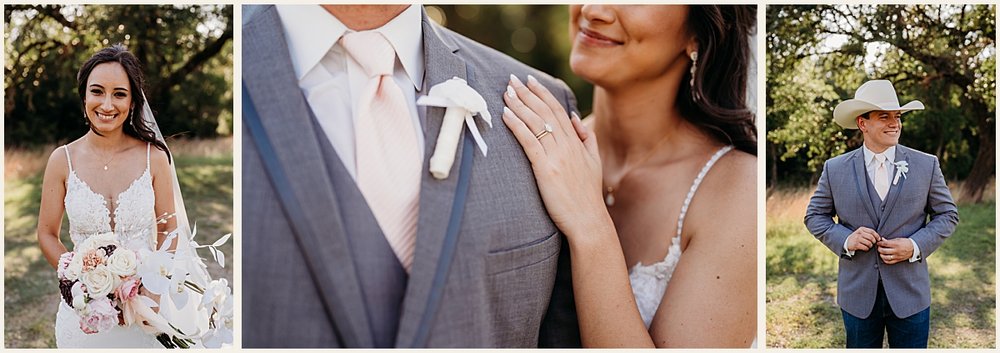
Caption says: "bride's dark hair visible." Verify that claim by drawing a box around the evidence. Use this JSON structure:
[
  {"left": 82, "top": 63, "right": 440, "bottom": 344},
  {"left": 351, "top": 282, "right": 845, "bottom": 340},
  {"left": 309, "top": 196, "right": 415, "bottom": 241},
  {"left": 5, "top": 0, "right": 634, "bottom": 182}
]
[
  {"left": 77, "top": 44, "right": 171, "bottom": 162},
  {"left": 679, "top": 5, "right": 757, "bottom": 156}
]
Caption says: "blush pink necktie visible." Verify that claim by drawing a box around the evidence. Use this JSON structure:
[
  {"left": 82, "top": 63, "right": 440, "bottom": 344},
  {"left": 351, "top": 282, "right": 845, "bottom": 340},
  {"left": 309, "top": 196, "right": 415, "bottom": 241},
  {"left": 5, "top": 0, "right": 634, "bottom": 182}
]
[
  {"left": 341, "top": 31, "right": 421, "bottom": 272},
  {"left": 874, "top": 154, "right": 889, "bottom": 201}
]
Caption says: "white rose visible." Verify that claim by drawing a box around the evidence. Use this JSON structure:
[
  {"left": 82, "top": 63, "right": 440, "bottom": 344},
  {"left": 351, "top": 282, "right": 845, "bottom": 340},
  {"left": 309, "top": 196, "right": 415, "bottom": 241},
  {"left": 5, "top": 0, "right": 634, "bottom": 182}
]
[
  {"left": 106, "top": 250, "right": 138, "bottom": 277},
  {"left": 71, "top": 281, "right": 87, "bottom": 310},
  {"left": 80, "top": 232, "right": 116, "bottom": 252},
  {"left": 81, "top": 265, "right": 115, "bottom": 298},
  {"left": 64, "top": 256, "right": 83, "bottom": 281}
]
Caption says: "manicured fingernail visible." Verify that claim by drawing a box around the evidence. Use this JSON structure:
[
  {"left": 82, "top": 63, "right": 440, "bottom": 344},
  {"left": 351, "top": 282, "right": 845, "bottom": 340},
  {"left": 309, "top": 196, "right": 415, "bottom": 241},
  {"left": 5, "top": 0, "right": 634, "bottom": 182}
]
[
  {"left": 527, "top": 74, "right": 538, "bottom": 85},
  {"left": 571, "top": 111, "right": 581, "bottom": 120},
  {"left": 506, "top": 85, "right": 516, "bottom": 98},
  {"left": 503, "top": 106, "right": 513, "bottom": 116},
  {"left": 510, "top": 74, "right": 524, "bottom": 86}
]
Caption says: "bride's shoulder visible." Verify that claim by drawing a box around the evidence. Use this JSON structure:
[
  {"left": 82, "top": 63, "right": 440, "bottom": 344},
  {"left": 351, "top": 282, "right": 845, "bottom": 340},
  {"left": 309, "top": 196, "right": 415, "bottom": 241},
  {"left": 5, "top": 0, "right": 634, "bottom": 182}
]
[
  {"left": 43, "top": 143, "right": 75, "bottom": 176},
  {"left": 687, "top": 148, "right": 756, "bottom": 224},
  {"left": 710, "top": 149, "right": 755, "bottom": 186},
  {"left": 147, "top": 144, "right": 171, "bottom": 172}
]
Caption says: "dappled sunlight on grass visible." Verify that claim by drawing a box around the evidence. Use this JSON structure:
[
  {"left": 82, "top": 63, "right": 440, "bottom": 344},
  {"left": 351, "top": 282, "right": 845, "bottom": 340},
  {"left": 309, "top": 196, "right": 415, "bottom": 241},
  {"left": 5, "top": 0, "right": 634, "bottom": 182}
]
[
  {"left": 767, "top": 186, "right": 994, "bottom": 348},
  {"left": 4, "top": 145, "right": 57, "bottom": 180}
]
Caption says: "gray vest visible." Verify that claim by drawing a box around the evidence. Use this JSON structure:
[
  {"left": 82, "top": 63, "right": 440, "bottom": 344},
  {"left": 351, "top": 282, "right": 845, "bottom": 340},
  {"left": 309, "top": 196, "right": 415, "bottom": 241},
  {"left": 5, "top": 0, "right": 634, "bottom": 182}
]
[
  {"left": 310, "top": 112, "right": 408, "bottom": 348},
  {"left": 864, "top": 169, "right": 887, "bottom": 277}
]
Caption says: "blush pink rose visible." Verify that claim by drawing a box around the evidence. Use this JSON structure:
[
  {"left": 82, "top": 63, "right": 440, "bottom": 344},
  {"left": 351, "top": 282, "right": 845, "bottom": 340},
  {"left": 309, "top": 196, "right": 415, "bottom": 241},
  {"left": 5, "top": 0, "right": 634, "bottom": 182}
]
[
  {"left": 80, "top": 298, "right": 118, "bottom": 334},
  {"left": 56, "top": 252, "right": 74, "bottom": 278},
  {"left": 116, "top": 277, "right": 141, "bottom": 301}
]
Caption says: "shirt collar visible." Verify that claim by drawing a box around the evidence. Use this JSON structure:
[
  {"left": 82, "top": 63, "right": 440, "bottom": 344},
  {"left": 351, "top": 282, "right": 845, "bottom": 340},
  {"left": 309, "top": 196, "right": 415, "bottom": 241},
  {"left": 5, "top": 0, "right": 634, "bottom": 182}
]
[
  {"left": 863, "top": 144, "right": 896, "bottom": 166},
  {"left": 276, "top": 5, "right": 424, "bottom": 91}
]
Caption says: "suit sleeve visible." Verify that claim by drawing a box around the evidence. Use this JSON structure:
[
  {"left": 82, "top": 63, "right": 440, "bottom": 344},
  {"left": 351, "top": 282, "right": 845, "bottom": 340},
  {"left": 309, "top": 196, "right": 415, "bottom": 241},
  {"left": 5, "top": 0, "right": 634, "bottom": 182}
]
[
  {"left": 907, "top": 157, "right": 958, "bottom": 260},
  {"left": 537, "top": 81, "right": 582, "bottom": 347},
  {"left": 804, "top": 160, "right": 856, "bottom": 258}
]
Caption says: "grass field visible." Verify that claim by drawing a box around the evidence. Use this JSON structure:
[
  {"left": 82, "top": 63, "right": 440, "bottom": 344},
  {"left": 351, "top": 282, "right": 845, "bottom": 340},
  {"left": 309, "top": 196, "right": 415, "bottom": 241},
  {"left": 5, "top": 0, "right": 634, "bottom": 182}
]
[
  {"left": 765, "top": 182, "right": 996, "bottom": 348},
  {"left": 4, "top": 137, "right": 233, "bottom": 348}
]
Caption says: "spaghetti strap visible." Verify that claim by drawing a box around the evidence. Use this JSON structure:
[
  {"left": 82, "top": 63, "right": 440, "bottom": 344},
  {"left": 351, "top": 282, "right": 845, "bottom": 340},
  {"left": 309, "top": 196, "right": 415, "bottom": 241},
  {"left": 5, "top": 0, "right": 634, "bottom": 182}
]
[
  {"left": 676, "top": 146, "right": 734, "bottom": 239},
  {"left": 63, "top": 145, "right": 74, "bottom": 172},
  {"left": 145, "top": 143, "right": 151, "bottom": 170}
]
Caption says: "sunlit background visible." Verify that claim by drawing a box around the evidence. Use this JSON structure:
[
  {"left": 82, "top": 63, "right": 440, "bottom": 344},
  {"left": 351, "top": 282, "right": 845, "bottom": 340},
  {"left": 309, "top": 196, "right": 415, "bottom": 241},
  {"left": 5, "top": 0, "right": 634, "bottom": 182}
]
[{"left": 426, "top": 5, "right": 594, "bottom": 117}]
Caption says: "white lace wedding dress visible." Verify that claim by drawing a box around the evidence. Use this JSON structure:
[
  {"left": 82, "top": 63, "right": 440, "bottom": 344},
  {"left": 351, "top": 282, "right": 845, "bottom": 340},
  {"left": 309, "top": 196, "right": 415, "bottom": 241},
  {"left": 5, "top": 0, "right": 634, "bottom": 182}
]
[
  {"left": 55, "top": 143, "right": 162, "bottom": 348},
  {"left": 627, "top": 146, "right": 755, "bottom": 347}
]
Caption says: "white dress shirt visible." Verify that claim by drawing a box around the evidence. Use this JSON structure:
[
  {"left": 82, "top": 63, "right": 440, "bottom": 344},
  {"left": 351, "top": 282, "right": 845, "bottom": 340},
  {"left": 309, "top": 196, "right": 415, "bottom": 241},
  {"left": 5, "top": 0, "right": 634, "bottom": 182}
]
[
  {"left": 276, "top": 5, "right": 425, "bottom": 179},
  {"left": 844, "top": 144, "right": 920, "bottom": 262}
]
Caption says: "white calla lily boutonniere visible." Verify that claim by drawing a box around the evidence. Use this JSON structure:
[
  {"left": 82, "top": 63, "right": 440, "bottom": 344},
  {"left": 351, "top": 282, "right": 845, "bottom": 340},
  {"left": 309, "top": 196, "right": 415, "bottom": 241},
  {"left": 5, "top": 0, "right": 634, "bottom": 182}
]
[
  {"left": 417, "top": 77, "right": 493, "bottom": 180},
  {"left": 893, "top": 160, "right": 908, "bottom": 185}
]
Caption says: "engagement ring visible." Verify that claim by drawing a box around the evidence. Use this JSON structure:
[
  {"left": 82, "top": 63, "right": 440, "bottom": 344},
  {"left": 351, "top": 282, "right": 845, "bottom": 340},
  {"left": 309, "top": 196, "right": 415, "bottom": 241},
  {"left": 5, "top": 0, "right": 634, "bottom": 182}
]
[{"left": 534, "top": 123, "right": 554, "bottom": 140}]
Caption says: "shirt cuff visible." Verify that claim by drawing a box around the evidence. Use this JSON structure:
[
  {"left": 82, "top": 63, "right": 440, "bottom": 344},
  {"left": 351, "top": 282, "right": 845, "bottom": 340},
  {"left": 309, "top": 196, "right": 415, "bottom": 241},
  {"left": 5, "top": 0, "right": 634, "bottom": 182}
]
[
  {"left": 843, "top": 237, "right": 855, "bottom": 257},
  {"left": 908, "top": 238, "right": 921, "bottom": 262}
]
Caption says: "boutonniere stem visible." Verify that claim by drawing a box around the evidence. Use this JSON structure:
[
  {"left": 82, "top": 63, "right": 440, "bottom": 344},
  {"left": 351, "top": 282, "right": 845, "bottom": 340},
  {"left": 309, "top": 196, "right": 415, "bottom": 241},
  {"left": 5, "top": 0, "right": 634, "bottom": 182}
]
[{"left": 417, "top": 77, "right": 492, "bottom": 180}]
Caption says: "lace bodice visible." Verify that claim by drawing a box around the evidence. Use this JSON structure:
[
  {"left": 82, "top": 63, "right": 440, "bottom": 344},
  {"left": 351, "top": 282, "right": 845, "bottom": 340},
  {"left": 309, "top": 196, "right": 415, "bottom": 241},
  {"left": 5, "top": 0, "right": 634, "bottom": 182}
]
[
  {"left": 628, "top": 146, "right": 733, "bottom": 328},
  {"left": 63, "top": 143, "right": 157, "bottom": 252}
]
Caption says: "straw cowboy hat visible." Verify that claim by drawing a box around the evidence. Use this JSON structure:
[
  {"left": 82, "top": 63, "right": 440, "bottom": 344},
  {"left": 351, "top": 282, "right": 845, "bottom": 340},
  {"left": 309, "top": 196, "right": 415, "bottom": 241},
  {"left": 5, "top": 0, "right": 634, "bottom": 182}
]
[{"left": 833, "top": 80, "right": 924, "bottom": 129}]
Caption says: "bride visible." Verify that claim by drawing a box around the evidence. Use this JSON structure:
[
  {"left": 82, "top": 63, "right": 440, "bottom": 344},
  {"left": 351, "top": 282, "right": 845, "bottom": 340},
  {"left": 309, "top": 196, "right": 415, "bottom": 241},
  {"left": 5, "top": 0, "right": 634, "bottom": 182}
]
[
  {"left": 502, "top": 5, "right": 756, "bottom": 347},
  {"left": 36, "top": 45, "right": 226, "bottom": 348}
]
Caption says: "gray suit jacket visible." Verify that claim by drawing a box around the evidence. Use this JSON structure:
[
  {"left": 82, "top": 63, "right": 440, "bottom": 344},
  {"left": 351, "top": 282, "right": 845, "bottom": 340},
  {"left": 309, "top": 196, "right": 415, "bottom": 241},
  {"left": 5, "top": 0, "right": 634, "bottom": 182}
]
[
  {"left": 805, "top": 145, "right": 958, "bottom": 318},
  {"left": 241, "top": 5, "right": 581, "bottom": 348}
]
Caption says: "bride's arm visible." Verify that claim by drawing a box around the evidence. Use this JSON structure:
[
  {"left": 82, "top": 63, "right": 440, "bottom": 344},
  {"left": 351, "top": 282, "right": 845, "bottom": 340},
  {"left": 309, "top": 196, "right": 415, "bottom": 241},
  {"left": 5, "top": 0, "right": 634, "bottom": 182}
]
[
  {"left": 648, "top": 154, "right": 757, "bottom": 347},
  {"left": 502, "top": 75, "right": 653, "bottom": 347},
  {"left": 150, "top": 148, "right": 178, "bottom": 251},
  {"left": 37, "top": 148, "right": 71, "bottom": 269}
]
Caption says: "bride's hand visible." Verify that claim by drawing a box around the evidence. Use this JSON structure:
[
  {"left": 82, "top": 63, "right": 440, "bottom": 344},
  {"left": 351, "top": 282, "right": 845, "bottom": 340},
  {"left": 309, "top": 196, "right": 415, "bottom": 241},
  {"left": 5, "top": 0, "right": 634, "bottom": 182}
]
[{"left": 502, "top": 74, "right": 608, "bottom": 236}]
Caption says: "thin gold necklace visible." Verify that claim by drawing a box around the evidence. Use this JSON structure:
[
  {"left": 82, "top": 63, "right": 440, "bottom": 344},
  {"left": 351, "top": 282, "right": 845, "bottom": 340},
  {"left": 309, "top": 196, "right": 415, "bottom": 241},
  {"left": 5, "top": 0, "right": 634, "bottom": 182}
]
[
  {"left": 603, "top": 133, "right": 673, "bottom": 207},
  {"left": 88, "top": 138, "right": 121, "bottom": 171}
]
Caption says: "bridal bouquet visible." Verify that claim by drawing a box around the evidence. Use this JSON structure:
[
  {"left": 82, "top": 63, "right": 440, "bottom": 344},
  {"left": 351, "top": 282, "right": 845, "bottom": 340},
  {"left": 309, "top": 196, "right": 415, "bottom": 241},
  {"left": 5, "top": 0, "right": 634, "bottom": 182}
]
[
  {"left": 57, "top": 233, "right": 147, "bottom": 334},
  {"left": 56, "top": 228, "right": 233, "bottom": 348}
]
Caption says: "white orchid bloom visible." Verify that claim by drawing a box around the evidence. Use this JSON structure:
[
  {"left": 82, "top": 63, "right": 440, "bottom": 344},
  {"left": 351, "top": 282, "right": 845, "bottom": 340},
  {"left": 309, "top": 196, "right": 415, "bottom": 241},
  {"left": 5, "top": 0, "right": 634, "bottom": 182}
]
[{"left": 893, "top": 160, "right": 909, "bottom": 185}]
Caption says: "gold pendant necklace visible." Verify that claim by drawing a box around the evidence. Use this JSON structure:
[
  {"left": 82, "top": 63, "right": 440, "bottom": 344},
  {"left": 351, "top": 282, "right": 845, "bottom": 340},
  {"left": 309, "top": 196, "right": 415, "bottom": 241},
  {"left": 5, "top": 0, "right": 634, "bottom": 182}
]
[
  {"left": 603, "top": 133, "right": 674, "bottom": 207},
  {"left": 89, "top": 137, "right": 119, "bottom": 171}
]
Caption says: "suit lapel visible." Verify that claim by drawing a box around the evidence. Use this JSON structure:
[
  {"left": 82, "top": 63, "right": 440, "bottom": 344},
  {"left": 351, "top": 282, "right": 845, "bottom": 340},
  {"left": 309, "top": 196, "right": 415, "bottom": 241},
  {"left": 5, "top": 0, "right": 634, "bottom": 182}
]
[
  {"left": 243, "top": 6, "right": 373, "bottom": 347},
  {"left": 851, "top": 147, "right": 880, "bottom": 226},
  {"left": 395, "top": 13, "right": 470, "bottom": 347},
  {"left": 878, "top": 146, "right": 909, "bottom": 229}
]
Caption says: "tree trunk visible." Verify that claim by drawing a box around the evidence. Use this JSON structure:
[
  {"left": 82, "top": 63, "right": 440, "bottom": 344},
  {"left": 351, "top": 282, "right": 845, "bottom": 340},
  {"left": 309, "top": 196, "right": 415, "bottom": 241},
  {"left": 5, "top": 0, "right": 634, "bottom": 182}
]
[{"left": 958, "top": 118, "right": 994, "bottom": 203}]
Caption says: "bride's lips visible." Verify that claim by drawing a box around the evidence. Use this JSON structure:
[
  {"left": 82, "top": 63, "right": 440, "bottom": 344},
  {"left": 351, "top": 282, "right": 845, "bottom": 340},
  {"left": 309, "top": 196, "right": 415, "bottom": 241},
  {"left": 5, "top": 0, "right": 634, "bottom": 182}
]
[{"left": 577, "top": 27, "right": 624, "bottom": 47}]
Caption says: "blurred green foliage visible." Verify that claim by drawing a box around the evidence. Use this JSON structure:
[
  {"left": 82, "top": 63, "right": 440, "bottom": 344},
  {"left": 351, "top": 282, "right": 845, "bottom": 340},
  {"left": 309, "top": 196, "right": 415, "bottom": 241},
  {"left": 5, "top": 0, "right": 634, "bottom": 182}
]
[
  {"left": 766, "top": 5, "right": 995, "bottom": 202},
  {"left": 429, "top": 5, "right": 594, "bottom": 116},
  {"left": 4, "top": 5, "right": 233, "bottom": 147}
]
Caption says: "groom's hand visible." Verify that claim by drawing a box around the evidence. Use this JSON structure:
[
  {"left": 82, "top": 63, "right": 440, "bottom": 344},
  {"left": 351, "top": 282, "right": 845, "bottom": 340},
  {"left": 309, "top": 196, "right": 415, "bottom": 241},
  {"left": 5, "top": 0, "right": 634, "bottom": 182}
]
[
  {"left": 846, "top": 227, "right": 881, "bottom": 252},
  {"left": 877, "top": 238, "right": 914, "bottom": 265}
]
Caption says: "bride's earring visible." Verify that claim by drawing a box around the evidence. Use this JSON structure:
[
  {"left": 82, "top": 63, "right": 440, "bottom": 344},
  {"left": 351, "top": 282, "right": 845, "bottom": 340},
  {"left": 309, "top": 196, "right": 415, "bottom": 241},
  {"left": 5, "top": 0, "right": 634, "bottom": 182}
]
[{"left": 689, "top": 51, "right": 701, "bottom": 102}]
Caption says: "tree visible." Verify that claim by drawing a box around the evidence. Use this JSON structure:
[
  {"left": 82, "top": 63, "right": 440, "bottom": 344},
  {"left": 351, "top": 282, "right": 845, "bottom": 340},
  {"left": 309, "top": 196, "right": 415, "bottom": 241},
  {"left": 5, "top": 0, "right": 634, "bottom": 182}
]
[
  {"left": 767, "top": 5, "right": 995, "bottom": 202},
  {"left": 4, "top": 5, "right": 233, "bottom": 147}
]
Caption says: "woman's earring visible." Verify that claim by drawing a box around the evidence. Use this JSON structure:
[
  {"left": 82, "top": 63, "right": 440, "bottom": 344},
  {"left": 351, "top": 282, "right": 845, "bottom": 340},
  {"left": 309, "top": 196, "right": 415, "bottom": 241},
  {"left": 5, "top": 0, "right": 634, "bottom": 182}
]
[{"left": 689, "top": 51, "right": 701, "bottom": 102}]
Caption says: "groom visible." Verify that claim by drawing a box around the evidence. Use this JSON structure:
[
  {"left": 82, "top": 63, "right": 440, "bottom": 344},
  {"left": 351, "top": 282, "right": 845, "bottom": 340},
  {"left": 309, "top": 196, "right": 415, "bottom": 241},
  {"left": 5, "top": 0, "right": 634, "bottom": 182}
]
[
  {"left": 804, "top": 80, "right": 959, "bottom": 348},
  {"left": 241, "top": 5, "right": 581, "bottom": 348}
]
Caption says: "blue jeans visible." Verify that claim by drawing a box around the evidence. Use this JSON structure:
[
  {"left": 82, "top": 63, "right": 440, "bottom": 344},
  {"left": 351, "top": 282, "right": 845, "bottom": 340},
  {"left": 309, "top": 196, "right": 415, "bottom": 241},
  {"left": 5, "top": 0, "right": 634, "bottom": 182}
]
[{"left": 842, "top": 280, "right": 930, "bottom": 348}]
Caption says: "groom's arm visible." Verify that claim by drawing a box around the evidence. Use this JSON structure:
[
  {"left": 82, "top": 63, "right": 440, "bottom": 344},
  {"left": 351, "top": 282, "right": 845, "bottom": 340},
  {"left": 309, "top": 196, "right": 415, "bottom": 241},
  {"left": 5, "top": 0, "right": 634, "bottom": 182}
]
[
  {"left": 906, "top": 157, "right": 959, "bottom": 260},
  {"left": 537, "top": 81, "right": 582, "bottom": 348},
  {"left": 804, "top": 160, "right": 855, "bottom": 258}
]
